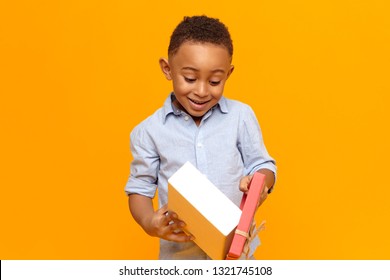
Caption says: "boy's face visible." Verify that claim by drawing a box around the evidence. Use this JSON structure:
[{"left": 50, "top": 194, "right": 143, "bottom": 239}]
[{"left": 160, "top": 41, "right": 234, "bottom": 123}]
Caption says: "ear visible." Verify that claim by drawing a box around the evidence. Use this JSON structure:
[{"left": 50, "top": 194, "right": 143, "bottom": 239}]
[
  {"left": 159, "top": 58, "right": 172, "bottom": 80},
  {"left": 226, "top": 65, "right": 235, "bottom": 79}
]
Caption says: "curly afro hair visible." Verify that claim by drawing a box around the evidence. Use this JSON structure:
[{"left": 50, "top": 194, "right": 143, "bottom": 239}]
[{"left": 168, "top": 15, "right": 233, "bottom": 57}]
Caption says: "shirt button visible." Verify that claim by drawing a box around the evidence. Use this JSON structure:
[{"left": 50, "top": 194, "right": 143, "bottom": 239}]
[
  {"left": 197, "top": 143, "right": 203, "bottom": 148},
  {"left": 184, "top": 115, "right": 189, "bottom": 121}
]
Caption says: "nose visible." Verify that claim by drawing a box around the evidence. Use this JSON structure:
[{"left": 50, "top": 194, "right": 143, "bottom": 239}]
[{"left": 194, "top": 81, "right": 208, "bottom": 98}]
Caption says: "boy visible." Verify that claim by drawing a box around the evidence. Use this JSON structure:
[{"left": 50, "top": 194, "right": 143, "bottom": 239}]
[{"left": 125, "top": 15, "right": 276, "bottom": 259}]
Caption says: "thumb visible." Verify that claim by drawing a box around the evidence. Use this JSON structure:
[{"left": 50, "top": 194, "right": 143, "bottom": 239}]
[
  {"left": 239, "top": 175, "right": 252, "bottom": 193},
  {"left": 158, "top": 204, "right": 169, "bottom": 214}
]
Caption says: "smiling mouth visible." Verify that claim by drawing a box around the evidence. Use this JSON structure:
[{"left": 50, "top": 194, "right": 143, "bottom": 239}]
[{"left": 188, "top": 98, "right": 210, "bottom": 105}]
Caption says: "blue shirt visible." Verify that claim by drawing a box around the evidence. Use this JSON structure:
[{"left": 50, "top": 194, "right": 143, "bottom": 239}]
[{"left": 125, "top": 93, "right": 276, "bottom": 259}]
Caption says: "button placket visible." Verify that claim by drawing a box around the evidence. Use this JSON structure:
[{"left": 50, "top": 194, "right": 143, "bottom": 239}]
[{"left": 195, "top": 129, "right": 207, "bottom": 173}]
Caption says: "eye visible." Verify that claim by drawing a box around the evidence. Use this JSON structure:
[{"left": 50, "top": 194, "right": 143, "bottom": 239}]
[
  {"left": 184, "top": 77, "right": 196, "bottom": 83},
  {"left": 209, "top": 80, "right": 221, "bottom": 86}
]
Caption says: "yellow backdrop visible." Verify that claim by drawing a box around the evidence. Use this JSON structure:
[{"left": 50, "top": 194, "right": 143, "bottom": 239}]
[{"left": 1, "top": 0, "right": 389, "bottom": 259}]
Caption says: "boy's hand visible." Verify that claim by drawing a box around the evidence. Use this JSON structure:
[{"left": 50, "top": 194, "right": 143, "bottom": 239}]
[
  {"left": 146, "top": 204, "right": 194, "bottom": 242},
  {"left": 239, "top": 175, "right": 269, "bottom": 207}
]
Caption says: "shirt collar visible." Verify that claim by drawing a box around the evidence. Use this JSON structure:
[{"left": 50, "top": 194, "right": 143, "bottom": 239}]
[
  {"left": 217, "top": 96, "right": 229, "bottom": 114},
  {"left": 162, "top": 93, "right": 229, "bottom": 123}
]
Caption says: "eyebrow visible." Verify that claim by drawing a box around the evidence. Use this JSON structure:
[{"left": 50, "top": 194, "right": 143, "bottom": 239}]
[{"left": 181, "top": 66, "right": 226, "bottom": 74}]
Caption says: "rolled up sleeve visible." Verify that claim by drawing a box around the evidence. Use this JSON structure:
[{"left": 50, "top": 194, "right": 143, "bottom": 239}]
[
  {"left": 238, "top": 105, "right": 277, "bottom": 178},
  {"left": 124, "top": 126, "right": 160, "bottom": 198}
]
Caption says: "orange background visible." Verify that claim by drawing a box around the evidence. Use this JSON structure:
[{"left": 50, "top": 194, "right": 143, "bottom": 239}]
[{"left": 1, "top": 0, "right": 389, "bottom": 259}]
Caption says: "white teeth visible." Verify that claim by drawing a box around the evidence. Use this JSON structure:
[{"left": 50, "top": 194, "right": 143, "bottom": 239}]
[{"left": 190, "top": 98, "right": 207, "bottom": 104}]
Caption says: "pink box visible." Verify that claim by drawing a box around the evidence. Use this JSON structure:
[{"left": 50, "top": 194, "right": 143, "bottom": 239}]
[{"left": 226, "top": 172, "right": 266, "bottom": 260}]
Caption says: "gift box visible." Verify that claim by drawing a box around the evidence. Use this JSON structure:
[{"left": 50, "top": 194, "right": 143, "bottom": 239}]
[
  {"left": 168, "top": 162, "right": 265, "bottom": 260},
  {"left": 226, "top": 172, "right": 266, "bottom": 260},
  {"left": 168, "top": 161, "right": 241, "bottom": 260}
]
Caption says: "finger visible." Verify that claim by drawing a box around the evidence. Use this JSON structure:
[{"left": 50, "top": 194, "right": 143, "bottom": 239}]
[
  {"left": 165, "top": 231, "right": 194, "bottom": 243},
  {"left": 158, "top": 204, "right": 169, "bottom": 215},
  {"left": 239, "top": 184, "right": 248, "bottom": 193},
  {"left": 158, "top": 205, "right": 178, "bottom": 225},
  {"left": 258, "top": 188, "right": 269, "bottom": 207},
  {"left": 167, "top": 219, "right": 186, "bottom": 232},
  {"left": 165, "top": 209, "right": 178, "bottom": 220},
  {"left": 239, "top": 176, "right": 250, "bottom": 193},
  {"left": 164, "top": 211, "right": 180, "bottom": 227},
  {"left": 159, "top": 220, "right": 193, "bottom": 242}
]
